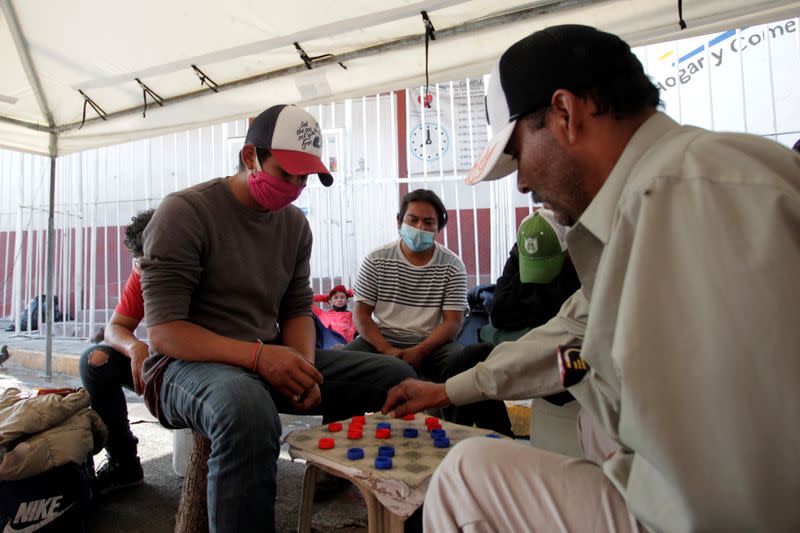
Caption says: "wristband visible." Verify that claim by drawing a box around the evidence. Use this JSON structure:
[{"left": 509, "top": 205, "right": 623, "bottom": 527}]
[{"left": 251, "top": 340, "right": 264, "bottom": 371}]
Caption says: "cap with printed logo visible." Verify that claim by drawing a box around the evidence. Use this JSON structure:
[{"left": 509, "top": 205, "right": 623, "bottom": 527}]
[
  {"left": 517, "top": 210, "right": 568, "bottom": 284},
  {"left": 245, "top": 104, "right": 333, "bottom": 186},
  {"left": 465, "top": 25, "right": 646, "bottom": 185}
]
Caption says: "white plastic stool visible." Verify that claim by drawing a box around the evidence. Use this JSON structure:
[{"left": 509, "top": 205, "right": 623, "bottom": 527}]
[{"left": 172, "top": 428, "right": 193, "bottom": 477}]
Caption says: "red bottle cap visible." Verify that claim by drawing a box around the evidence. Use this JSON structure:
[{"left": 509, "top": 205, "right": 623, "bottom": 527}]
[
  {"left": 328, "top": 422, "right": 343, "bottom": 432},
  {"left": 402, "top": 414, "right": 416, "bottom": 420},
  {"left": 318, "top": 438, "right": 335, "bottom": 449},
  {"left": 375, "top": 428, "right": 391, "bottom": 439},
  {"left": 424, "top": 417, "right": 438, "bottom": 425},
  {"left": 352, "top": 415, "right": 366, "bottom": 424},
  {"left": 347, "top": 430, "right": 363, "bottom": 440},
  {"left": 427, "top": 423, "right": 442, "bottom": 431}
]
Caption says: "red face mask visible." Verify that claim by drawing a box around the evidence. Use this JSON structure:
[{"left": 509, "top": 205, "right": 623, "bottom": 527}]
[{"left": 247, "top": 154, "right": 305, "bottom": 211}]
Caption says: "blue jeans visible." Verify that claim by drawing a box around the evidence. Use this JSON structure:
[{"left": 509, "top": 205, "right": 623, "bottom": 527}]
[
  {"left": 158, "top": 349, "right": 416, "bottom": 533},
  {"left": 79, "top": 345, "right": 139, "bottom": 461}
]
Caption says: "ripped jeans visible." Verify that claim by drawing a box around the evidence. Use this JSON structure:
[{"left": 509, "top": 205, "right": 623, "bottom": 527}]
[{"left": 79, "top": 345, "right": 139, "bottom": 461}]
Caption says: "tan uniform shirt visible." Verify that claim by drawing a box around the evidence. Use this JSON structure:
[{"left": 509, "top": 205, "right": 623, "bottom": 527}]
[{"left": 447, "top": 113, "right": 800, "bottom": 531}]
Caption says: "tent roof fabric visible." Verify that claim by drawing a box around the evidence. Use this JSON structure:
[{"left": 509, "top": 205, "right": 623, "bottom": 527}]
[{"left": 2, "top": 0, "right": 799, "bottom": 155}]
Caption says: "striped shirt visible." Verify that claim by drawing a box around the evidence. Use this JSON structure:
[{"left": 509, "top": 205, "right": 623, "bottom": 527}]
[{"left": 355, "top": 240, "right": 467, "bottom": 345}]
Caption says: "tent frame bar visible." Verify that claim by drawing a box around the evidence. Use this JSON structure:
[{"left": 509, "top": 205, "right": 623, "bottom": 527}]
[
  {"left": 53, "top": 0, "right": 599, "bottom": 134},
  {"left": 0, "top": 0, "right": 55, "bottom": 131},
  {"left": 1, "top": 0, "right": 58, "bottom": 377}
]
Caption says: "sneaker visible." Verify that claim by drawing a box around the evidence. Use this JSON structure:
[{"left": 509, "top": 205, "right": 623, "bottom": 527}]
[{"left": 94, "top": 455, "right": 144, "bottom": 495}]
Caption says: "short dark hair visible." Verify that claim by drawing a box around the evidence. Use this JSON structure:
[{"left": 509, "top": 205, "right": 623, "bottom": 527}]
[
  {"left": 575, "top": 71, "right": 661, "bottom": 118},
  {"left": 397, "top": 189, "right": 448, "bottom": 231},
  {"left": 524, "top": 71, "right": 660, "bottom": 135},
  {"left": 124, "top": 209, "right": 155, "bottom": 258},
  {"left": 525, "top": 71, "right": 660, "bottom": 135},
  {"left": 237, "top": 147, "right": 271, "bottom": 172}
]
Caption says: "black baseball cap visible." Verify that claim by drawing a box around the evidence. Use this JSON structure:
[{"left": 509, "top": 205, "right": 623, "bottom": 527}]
[
  {"left": 245, "top": 104, "right": 333, "bottom": 186},
  {"left": 466, "top": 25, "right": 646, "bottom": 184}
]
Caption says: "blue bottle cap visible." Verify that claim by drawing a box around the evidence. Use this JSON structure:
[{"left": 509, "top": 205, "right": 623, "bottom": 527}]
[
  {"left": 485, "top": 433, "right": 501, "bottom": 439},
  {"left": 434, "top": 437, "right": 450, "bottom": 448},
  {"left": 430, "top": 429, "right": 446, "bottom": 440},
  {"left": 403, "top": 428, "right": 419, "bottom": 438},
  {"left": 375, "top": 456, "right": 393, "bottom": 469},
  {"left": 378, "top": 445, "right": 395, "bottom": 457},
  {"left": 376, "top": 422, "right": 392, "bottom": 430},
  {"left": 347, "top": 447, "right": 365, "bottom": 460}
]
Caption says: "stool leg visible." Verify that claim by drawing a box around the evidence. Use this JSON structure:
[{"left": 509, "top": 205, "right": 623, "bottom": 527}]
[
  {"left": 297, "top": 464, "right": 320, "bottom": 533},
  {"left": 175, "top": 432, "right": 211, "bottom": 533},
  {"left": 362, "top": 491, "right": 383, "bottom": 533},
  {"left": 385, "top": 512, "right": 406, "bottom": 533}
]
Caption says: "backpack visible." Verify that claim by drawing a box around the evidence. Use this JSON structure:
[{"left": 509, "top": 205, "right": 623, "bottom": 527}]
[
  {"left": 0, "top": 459, "right": 94, "bottom": 532},
  {"left": 455, "top": 284, "right": 495, "bottom": 346},
  {"left": 4, "top": 295, "right": 65, "bottom": 332}
]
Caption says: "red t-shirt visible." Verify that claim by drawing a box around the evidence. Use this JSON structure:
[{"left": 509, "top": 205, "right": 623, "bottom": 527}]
[{"left": 116, "top": 270, "right": 144, "bottom": 321}]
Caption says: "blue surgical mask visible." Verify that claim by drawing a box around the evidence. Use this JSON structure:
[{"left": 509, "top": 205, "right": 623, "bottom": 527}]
[{"left": 399, "top": 223, "right": 435, "bottom": 252}]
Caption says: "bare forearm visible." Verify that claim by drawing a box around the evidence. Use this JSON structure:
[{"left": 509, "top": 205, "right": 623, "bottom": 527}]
[
  {"left": 104, "top": 324, "right": 146, "bottom": 359},
  {"left": 281, "top": 315, "right": 315, "bottom": 363},
  {"left": 416, "top": 320, "right": 461, "bottom": 355},
  {"left": 148, "top": 320, "right": 254, "bottom": 368},
  {"left": 354, "top": 312, "right": 393, "bottom": 352}
]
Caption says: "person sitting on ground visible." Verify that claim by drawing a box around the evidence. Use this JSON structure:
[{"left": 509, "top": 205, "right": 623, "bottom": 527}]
[
  {"left": 481, "top": 208, "right": 580, "bottom": 345},
  {"left": 140, "top": 104, "right": 416, "bottom": 532},
  {"left": 343, "top": 188, "right": 512, "bottom": 436},
  {"left": 79, "top": 208, "right": 154, "bottom": 494},
  {"left": 311, "top": 285, "right": 356, "bottom": 344}
]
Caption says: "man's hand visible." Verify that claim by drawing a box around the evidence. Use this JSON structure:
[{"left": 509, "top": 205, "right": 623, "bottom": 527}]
[
  {"left": 256, "top": 345, "right": 324, "bottom": 400},
  {"left": 129, "top": 341, "right": 149, "bottom": 395},
  {"left": 396, "top": 345, "right": 427, "bottom": 369},
  {"left": 291, "top": 383, "right": 321, "bottom": 412},
  {"left": 381, "top": 378, "right": 451, "bottom": 418}
]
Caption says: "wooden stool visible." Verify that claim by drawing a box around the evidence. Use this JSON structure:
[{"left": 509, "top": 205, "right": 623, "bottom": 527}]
[
  {"left": 174, "top": 432, "right": 211, "bottom": 533},
  {"left": 298, "top": 462, "right": 410, "bottom": 533}
]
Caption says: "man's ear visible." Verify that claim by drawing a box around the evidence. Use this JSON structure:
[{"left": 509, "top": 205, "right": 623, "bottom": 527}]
[
  {"left": 241, "top": 144, "right": 256, "bottom": 171},
  {"left": 549, "top": 90, "right": 584, "bottom": 145}
]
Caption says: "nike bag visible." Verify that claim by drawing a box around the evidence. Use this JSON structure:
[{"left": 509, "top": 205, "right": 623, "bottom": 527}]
[{"left": 0, "top": 459, "right": 93, "bottom": 532}]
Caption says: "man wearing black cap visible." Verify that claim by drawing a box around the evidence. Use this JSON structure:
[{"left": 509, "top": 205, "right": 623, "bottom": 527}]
[
  {"left": 139, "top": 105, "right": 416, "bottom": 532},
  {"left": 383, "top": 25, "right": 800, "bottom": 531}
]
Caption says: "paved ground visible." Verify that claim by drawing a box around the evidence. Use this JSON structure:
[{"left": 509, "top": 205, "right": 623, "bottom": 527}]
[{"left": 0, "top": 321, "right": 370, "bottom": 532}]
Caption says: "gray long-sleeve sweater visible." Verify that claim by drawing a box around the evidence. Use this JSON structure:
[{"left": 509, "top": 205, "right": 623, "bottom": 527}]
[{"left": 140, "top": 178, "right": 313, "bottom": 418}]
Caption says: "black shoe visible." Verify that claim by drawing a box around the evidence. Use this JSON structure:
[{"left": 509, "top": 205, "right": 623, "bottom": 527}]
[{"left": 94, "top": 455, "right": 144, "bottom": 495}]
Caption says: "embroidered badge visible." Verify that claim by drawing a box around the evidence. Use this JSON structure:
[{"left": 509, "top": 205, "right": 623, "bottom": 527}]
[{"left": 524, "top": 236, "right": 539, "bottom": 255}]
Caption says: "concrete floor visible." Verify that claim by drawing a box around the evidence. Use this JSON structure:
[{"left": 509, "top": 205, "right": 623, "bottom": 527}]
[{"left": 0, "top": 322, "right": 370, "bottom": 532}]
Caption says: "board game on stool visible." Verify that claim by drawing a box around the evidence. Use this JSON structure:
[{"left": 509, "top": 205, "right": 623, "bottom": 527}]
[{"left": 286, "top": 412, "right": 506, "bottom": 533}]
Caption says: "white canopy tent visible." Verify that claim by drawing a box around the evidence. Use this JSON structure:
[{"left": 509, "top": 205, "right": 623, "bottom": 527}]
[{"left": 2, "top": 0, "right": 798, "bottom": 373}]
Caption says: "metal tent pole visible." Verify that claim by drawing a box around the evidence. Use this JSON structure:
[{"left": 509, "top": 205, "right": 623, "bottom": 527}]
[{"left": 44, "top": 133, "right": 56, "bottom": 378}]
